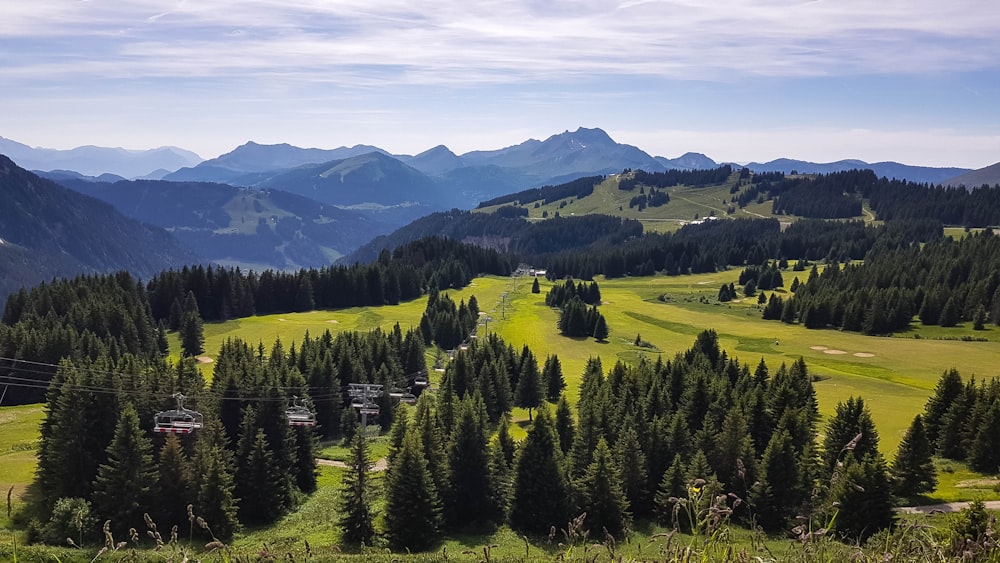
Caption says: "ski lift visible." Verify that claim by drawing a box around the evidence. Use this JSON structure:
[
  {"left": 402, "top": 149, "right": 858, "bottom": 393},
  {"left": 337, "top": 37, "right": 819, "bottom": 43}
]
[
  {"left": 153, "top": 393, "right": 203, "bottom": 435},
  {"left": 285, "top": 396, "right": 316, "bottom": 427},
  {"left": 399, "top": 392, "right": 417, "bottom": 405},
  {"left": 413, "top": 375, "right": 429, "bottom": 387},
  {"left": 350, "top": 396, "right": 366, "bottom": 408},
  {"left": 359, "top": 402, "right": 380, "bottom": 416},
  {"left": 388, "top": 387, "right": 405, "bottom": 399}
]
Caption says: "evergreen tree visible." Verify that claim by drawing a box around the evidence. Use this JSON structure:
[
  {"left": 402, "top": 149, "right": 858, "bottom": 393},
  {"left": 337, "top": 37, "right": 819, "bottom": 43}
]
[
  {"left": 414, "top": 394, "right": 450, "bottom": 508},
  {"left": 751, "top": 429, "right": 803, "bottom": 532},
  {"left": 592, "top": 313, "right": 610, "bottom": 341},
  {"left": 576, "top": 437, "right": 630, "bottom": 535},
  {"left": 924, "top": 369, "right": 965, "bottom": 445},
  {"left": 179, "top": 311, "right": 205, "bottom": 357},
  {"left": 531, "top": 277, "right": 540, "bottom": 294},
  {"left": 891, "top": 414, "right": 937, "bottom": 498},
  {"left": 386, "top": 405, "right": 409, "bottom": 468},
  {"left": 189, "top": 420, "right": 238, "bottom": 541},
  {"left": 826, "top": 454, "right": 895, "bottom": 541},
  {"left": 157, "top": 433, "right": 194, "bottom": 531},
  {"left": 543, "top": 354, "right": 566, "bottom": 402},
  {"left": 236, "top": 427, "right": 284, "bottom": 525},
  {"left": 554, "top": 396, "right": 575, "bottom": 454},
  {"left": 91, "top": 403, "right": 159, "bottom": 539},
  {"left": 821, "top": 397, "right": 879, "bottom": 478},
  {"left": 510, "top": 409, "right": 569, "bottom": 534},
  {"left": 614, "top": 426, "right": 649, "bottom": 518},
  {"left": 384, "top": 430, "right": 442, "bottom": 551},
  {"left": 514, "top": 352, "right": 543, "bottom": 421},
  {"left": 972, "top": 304, "right": 988, "bottom": 330},
  {"left": 655, "top": 454, "right": 688, "bottom": 528},
  {"left": 939, "top": 296, "right": 960, "bottom": 327},
  {"left": 968, "top": 402, "right": 1000, "bottom": 473},
  {"left": 445, "top": 398, "right": 500, "bottom": 528},
  {"left": 339, "top": 430, "right": 376, "bottom": 545}
]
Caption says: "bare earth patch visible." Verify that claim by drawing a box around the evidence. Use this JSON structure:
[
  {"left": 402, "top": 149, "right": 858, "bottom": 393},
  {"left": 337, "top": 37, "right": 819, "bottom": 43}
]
[
  {"left": 196, "top": 356, "right": 214, "bottom": 364},
  {"left": 853, "top": 352, "right": 875, "bottom": 358},
  {"left": 278, "top": 318, "right": 286, "bottom": 322},
  {"left": 823, "top": 349, "right": 847, "bottom": 355},
  {"left": 956, "top": 478, "right": 1000, "bottom": 488},
  {"left": 326, "top": 319, "right": 339, "bottom": 324},
  {"left": 809, "top": 345, "right": 829, "bottom": 351}
]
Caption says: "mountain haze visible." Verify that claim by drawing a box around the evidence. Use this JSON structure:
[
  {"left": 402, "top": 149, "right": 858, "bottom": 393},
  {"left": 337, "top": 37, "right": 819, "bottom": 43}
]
[
  {"left": 745, "top": 158, "right": 969, "bottom": 184},
  {"left": 0, "top": 154, "right": 200, "bottom": 300},
  {"left": 0, "top": 137, "right": 202, "bottom": 178},
  {"left": 943, "top": 162, "right": 1000, "bottom": 188}
]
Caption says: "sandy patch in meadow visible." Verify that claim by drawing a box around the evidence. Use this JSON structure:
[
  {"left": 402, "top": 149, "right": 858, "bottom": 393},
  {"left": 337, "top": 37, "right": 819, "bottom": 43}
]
[
  {"left": 196, "top": 356, "right": 214, "bottom": 364},
  {"left": 853, "top": 352, "right": 875, "bottom": 357},
  {"left": 809, "top": 345, "right": 829, "bottom": 350},
  {"left": 823, "top": 349, "right": 847, "bottom": 355},
  {"left": 326, "top": 319, "right": 339, "bottom": 323}
]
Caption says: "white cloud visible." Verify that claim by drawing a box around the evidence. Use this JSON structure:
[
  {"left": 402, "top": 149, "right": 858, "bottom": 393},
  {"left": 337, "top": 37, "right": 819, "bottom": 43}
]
[{"left": 2, "top": 0, "right": 998, "bottom": 85}]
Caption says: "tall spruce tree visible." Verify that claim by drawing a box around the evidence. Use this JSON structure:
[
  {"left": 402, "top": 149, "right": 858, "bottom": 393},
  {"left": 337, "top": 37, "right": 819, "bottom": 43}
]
[
  {"left": 514, "top": 350, "right": 543, "bottom": 421},
  {"left": 821, "top": 396, "right": 879, "bottom": 478},
  {"left": 751, "top": 428, "right": 803, "bottom": 532},
  {"left": 576, "top": 437, "right": 630, "bottom": 535},
  {"left": 968, "top": 402, "right": 1000, "bottom": 473},
  {"left": 157, "top": 433, "right": 194, "bottom": 531},
  {"left": 543, "top": 354, "right": 566, "bottom": 402},
  {"left": 826, "top": 454, "right": 895, "bottom": 541},
  {"left": 614, "top": 426, "right": 649, "bottom": 518},
  {"left": 339, "top": 429, "right": 375, "bottom": 545},
  {"left": 384, "top": 430, "right": 442, "bottom": 551},
  {"left": 891, "top": 414, "right": 937, "bottom": 498},
  {"left": 445, "top": 398, "right": 500, "bottom": 528},
  {"left": 91, "top": 403, "right": 159, "bottom": 539},
  {"left": 510, "top": 409, "right": 569, "bottom": 534}
]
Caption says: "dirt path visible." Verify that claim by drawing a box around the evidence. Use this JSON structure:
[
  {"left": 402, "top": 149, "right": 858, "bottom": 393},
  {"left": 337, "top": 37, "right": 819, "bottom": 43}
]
[
  {"left": 316, "top": 457, "right": 388, "bottom": 471},
  {"left": 897, "top": 500, "right": 1000, "bottom": 514}
]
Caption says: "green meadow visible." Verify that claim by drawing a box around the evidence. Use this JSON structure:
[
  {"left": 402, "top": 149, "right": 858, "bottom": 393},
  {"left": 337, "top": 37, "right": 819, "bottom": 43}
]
[
  {"left": 4, "top": 269, "right": 1000, "bottom": 559},
  {"left": 172, "top": 270, "right": 1000, "bottom": 457}
]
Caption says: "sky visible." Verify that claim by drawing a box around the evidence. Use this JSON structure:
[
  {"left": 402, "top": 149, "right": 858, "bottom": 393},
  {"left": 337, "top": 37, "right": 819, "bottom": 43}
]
[{"left": 2, "top": 0, "right": 999, "bottom": 168}]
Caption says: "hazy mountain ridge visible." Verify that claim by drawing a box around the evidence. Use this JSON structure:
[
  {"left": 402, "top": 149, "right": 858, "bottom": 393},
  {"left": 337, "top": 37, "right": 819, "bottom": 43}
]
[
  {"left": 0, "top": 137, "right": 202, "bottom": 178},
  {"left": 944, "top": 161, "right": 1000, "bottom": 188},
  {"left": 745, "top": 158, "right": 970, "bottom": 185},
  {"left": 51, "top": 177, "right": 390, "bottom": 271},
  {"left": 0, "top": 154, "right": 201, "bottom": 299}
]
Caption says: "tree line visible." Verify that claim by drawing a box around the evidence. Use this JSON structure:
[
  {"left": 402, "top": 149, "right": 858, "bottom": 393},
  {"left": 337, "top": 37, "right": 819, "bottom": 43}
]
[
  {"left": 342, "top": 330, "right": 931, "bottom": 552},
  {"left": 764, "top": 229, "right": 1000, "bottom": 333}
]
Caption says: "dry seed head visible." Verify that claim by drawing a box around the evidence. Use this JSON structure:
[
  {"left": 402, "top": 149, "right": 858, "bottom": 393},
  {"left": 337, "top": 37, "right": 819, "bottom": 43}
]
[{"left": 197, "top": 516, "right": 208, "bottom": 529}]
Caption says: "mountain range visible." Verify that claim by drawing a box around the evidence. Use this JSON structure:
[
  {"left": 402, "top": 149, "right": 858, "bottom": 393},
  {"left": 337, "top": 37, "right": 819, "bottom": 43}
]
[
  {"left": 0, "top": 155, "right": 199, "bottom": 299},
  {"left": 0, "top": 136, "right": 202, "bottom": 179}
]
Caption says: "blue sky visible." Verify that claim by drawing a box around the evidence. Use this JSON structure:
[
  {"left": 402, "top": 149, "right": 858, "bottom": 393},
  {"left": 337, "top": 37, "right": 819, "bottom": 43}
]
[{"left": 2, "top": 0, "right": 999, "bottom": 168}]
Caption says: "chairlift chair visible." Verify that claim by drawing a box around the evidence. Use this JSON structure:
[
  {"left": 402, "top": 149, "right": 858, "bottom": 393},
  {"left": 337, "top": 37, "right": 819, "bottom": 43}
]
[
  {"left": 285, "top": 395, "right": 317, "bottom": 427},
  {"left": 153, "top": 393, "right": 204, "bottom": 435},
  {"left": 359, "top": 402, "right": 380, "bottom": 416},
  {"left": 399, "top": 392, "right": 417, "bottom": 405}
]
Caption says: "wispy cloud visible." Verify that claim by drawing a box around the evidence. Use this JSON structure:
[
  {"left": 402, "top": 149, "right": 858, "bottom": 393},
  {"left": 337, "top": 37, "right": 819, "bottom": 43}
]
[{"left": 3, "top": 0, "right": 998, "bottom": 85}]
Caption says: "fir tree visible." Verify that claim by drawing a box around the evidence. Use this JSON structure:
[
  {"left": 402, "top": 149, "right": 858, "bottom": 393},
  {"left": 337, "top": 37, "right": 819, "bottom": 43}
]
[
  {"left": 446, "top": 398, "right": 500, "bottom": 528},
  {"left": 576, "top": 437, "right": 630, "bottom": 534},
  {"left": 821, "top": 396, "right": 879, "bottom": 478},
  {"left": 157, "top": 433, "right": 194, "bottom": 530},
  {"left": 531, "top": 277, "right": 540, "bottom": 294},
  {"left": 339, "top": 430, "right": 375, "bottom": 545},
  {"left": 543, "top": 354, "right": 566, "bottom": 402},
  {"left": 751, "top": 429, "right": 803, "bottom": 532},
  {"left": 968, "top": 402, "right": 1000, "bottom": 473},
  {"left": 554, "top": 396, "right": 575, "bottom": 454},
  {"left": 91, "top": 403, "right": 159, "bottom": 539},
  {"left": 514, "top": 352, "right": 543, "bottom": 421},
  {"left": 236, "top": 427, "right": 284, "bottom": 525},
  {"left": 384, "top": 430, "right": 442, "bottom": 551},
  {"left": 614, "top": 426, "right": 649, "bottom": 518},
  {"left": 891, "top": 414, "right": 937, "bottom": 498},
  {"left": 655, "top": 454, "right": 688, "bottom": 528},
  {"left": 179, "top": 311, "right": 205, "bottom": 357},
  {"left": 592, "top": 313, "right": 610, "bottom": 341},
  {"left": 826, "top": 454, "right": 895, "bottom": 541},
  {"left": 939, "top": 296, "right": 960, "bottom": 327},
  {"left": 510, "top": 409, "right": 569, "bottom": 534}
]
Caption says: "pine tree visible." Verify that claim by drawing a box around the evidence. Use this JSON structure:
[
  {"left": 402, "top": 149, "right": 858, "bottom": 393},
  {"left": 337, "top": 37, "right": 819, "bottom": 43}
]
[
  {"left": 826, "top": 454, "right": 895, "bottom": 541},
  {"left": 189, "top": 420, "right": 238, "bottom": 541},
  {"left": 543, "top": 354, "right": 566, "bottom": 402},
  {"left": 924, "top": 369, "right": 965, "bottom": 445},
  {"left": 751, "top": 429, "right": 803, "bottom": 532},
  {"left": 236, "top": 427, "right": 284, "bottom": 525},
  {"left": 496, "top": 416, "right": 516, "bottom": 468},
  {"left": 386, "top": 406, "right": 409, "bottom": 468},
  {"left": 91, "top": 403, "right": 159, "bottom": 539},
  {"left": 939, "top": 296, "right": 960, "bottom": 327},
  {"left": 592, "top": 313, "right": 610, "bottom": 341},
  {"left": 655, "top": 454, "right": 688, "bottom": 528},
  {"left": 514, "top": 353, "right": 543, "bottom": 421},
  {"left": 554, "top": 396, "right": 575, "bottom": 454},
  {"left": 821, "top": 396, "right": 879, "bottom": 478},
  {"left": 968, "top": 402, "right": 1000, "bottom": 473},
  {"left": 179, "top": 311, "right": 205, "bottom": 357},
  {"left": 339, "top": 430, "right": 375, "bottom": 545},
  {"left": 891, "top": 414, "right": 937, "bottom": 498},
  {"left": 531, "top": 277, "right": 540, "bottom": 294},
  {"left": 157, "top": 433, "right": 194, "bottom": 530},
  {"left": 614, "top": 426, "right": 649, "bottom": 518},
  {"left": 510, "top": 409, "right": 569, "bottom": 534},
  {"left": 445, "top": 398, "right": 499, "bottom": 528},
  {"left": 576, "top": 437, "right": 630, "bottom": 534},
  {"left": 384, "top": 430, "right": 442, "bottom": 551}
]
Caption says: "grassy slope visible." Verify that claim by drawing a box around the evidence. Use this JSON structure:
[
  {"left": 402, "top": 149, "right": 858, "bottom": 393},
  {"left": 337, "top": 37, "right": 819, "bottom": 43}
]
[{"left": 477, "top": 173, "right": 790, "bottom": 233}]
